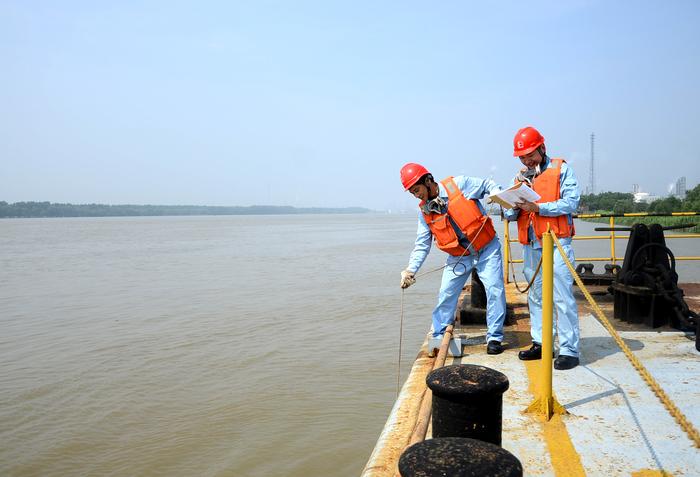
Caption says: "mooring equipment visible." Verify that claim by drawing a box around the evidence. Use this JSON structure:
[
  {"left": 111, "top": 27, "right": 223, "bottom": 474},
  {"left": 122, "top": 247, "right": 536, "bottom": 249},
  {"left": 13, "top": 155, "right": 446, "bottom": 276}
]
[
  {"left": 609, "top": 223, "right": 699, "bottom": 350},
  {"left": 459, "top": 269, "right": 514, "bottom": 326},
  {"left": 575, "top": 262, "right": 621, "bottom": 286},
  {"left": 426, "top": 364, "right": 509, "bottom": 445},
  {"left": 398, "top": 437, "right": 523, "bottom": 477},
  {"left": 459, "top": 269, "right": 487, "bottom": 324}
]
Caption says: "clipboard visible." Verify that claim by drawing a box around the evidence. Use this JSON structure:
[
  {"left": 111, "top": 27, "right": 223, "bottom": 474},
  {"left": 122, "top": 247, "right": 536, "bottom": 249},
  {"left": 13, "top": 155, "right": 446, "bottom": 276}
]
[{"left": 488, "top": 182, "right": 541, "bottom": 209}]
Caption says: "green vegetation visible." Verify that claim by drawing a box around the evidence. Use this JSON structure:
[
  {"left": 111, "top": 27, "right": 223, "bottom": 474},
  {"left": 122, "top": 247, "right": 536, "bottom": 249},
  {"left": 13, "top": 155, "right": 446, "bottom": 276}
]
[
  {"left": 580, "top": 184, "right": 700, "bottom": 214},
  {"left": 599, "top": 215, "right": 699, "bottom": 233},
  {"left": 579, "top": 192, "right": 647, "bottom": 214},
  {"left": 578, "top": 184, "right": 700, "bottom": 233},
  {"left": 0, "top": 201, "right": 371, "bottom": 218}
]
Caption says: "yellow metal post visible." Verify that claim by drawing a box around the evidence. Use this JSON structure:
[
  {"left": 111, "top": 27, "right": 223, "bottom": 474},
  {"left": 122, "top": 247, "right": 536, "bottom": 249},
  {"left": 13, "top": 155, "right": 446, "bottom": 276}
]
[
  {"left": 525, "top": 230, "right": 566, "bottom": 420},
  {"left": 610, "top": 216, "right": 616, "bottom": 264},
  {"left": 503, "top": 220, "right": 510, "bottom": 284},
  {"left": 541, "top": 230, "right": 554, "bottom": 412}
]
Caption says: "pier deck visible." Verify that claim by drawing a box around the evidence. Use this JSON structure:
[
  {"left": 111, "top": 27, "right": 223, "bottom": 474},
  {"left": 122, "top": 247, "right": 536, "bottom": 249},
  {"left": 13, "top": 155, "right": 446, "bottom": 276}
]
[{"left": 363, "top": 283, "right": 700, "bottom": 476}]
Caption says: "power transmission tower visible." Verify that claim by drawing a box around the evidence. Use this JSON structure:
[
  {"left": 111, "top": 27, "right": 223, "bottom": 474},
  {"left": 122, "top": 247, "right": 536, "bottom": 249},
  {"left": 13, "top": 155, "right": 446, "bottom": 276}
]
[{"left": 589, "top": 133, "right": 595, "bottom": 195}]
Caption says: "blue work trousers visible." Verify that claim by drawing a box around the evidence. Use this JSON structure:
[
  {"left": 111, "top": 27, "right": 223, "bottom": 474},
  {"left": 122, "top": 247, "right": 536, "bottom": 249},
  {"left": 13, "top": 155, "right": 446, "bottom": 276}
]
[
  {"left": 523, "top": 241, "right": 580, "bottom": 357},
  {"left": 431, "top": 237, "right": 506, "bottom": 343}
]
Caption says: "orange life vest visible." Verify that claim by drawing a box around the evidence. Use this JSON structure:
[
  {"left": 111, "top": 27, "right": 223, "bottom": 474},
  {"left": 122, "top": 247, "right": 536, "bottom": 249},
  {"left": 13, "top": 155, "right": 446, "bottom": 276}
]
[
  {"left": 516, "top": 158, "right": 575, "bottom": 245},
  {"left": 422, "top": 177, "right": 496, "bottom": 256}
]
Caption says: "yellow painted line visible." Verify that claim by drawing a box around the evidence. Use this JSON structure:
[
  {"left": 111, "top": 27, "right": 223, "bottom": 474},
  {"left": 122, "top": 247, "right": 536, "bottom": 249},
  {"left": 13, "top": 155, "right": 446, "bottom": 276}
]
[{"left": 523, "top": 357, "right": 586, "bottom": 477}]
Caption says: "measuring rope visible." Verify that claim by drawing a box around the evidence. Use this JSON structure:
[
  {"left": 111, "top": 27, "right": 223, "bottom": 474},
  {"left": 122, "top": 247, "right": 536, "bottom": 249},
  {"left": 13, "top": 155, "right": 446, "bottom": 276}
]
[
  {"left": 397, "top": 204, "right": 496, "bottom": 395},
  {"left": 505, "top": 232, "right": 542, "bottom": 294},
  {"left": 412, "top": 231, "right": 475, "bottom": 280},
  {"left": 397, "top": 289, "right": 404, "bottom": 398},
  {"left": 550, "top": 232, "right": 700, "bottom": 448}
]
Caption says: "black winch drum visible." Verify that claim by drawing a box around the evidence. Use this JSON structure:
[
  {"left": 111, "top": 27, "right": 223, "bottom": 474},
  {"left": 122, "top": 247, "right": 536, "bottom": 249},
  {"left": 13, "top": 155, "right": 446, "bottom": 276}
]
[
  {"left": 426, "top": 364, "right": 509, "bottom": 445},
  {"left": 398, "top": 437, "right": 523, "bottom": 477}
]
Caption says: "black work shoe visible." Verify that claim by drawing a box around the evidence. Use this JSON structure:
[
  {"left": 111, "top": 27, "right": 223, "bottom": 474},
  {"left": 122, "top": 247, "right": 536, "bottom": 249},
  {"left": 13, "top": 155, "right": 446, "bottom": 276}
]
[
  {"left": 554, "top": 355, "right": 579, "bottom": 370},
  {"left": 518, "top": 343, "right": 542, "bottom": 360},
  {"left": 486, "top": 340, "right": 504, "bottom": 355}
]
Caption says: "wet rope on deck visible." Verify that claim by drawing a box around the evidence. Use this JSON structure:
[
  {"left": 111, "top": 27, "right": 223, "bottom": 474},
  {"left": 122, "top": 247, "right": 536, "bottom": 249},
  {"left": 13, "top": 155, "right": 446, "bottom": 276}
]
[{"left": 551, "top": 233, "right": 700, "bottom": 448}]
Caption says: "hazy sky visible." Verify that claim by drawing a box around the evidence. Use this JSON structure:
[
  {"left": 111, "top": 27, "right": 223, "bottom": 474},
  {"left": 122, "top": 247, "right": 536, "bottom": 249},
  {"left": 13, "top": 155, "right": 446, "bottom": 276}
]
[{"left": 2, "top": 1, "right": 699, "bottom": 211}]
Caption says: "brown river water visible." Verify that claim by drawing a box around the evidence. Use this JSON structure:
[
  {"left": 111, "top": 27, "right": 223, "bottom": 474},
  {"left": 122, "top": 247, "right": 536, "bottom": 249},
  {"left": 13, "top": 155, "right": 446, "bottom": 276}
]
[{"left": 1, "top": 214, "right": 698, "bottom": 476}]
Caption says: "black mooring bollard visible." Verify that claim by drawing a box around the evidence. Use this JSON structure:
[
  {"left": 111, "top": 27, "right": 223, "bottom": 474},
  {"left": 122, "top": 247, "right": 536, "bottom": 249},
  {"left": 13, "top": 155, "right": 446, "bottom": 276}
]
[
  {"left": 426, "top": 364, "right": 509, "bottom": 445},
  {"left": 459, "top": 270, "right": 487, "bottom": 324},
  {"left": 398, "top": 437, "right": 523, "bottom": 477},
  {"left": 470, "top": 269, "right": 487, "bottom": 308}
]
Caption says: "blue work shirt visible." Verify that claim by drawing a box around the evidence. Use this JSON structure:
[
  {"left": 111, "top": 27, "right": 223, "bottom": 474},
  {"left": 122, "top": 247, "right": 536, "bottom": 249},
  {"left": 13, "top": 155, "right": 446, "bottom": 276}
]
[
  {"left": 503, "top": 156, "right": 580, "bottom": 249},
  {"left": 407, "top": 175, "right": 502, "bottom": 273}
]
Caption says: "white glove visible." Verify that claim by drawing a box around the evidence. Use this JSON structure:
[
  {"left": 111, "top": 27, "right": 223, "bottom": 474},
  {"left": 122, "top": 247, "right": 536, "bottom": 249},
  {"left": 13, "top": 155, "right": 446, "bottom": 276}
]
[
  {"left": 516, "top": 164, "right": 540, "bottom": 185},
  {"left": 514, "top": 169, "right": 528, "bottom": 184},
  {"left": 400, "top": 269, "right": 416, "bottom": 289}
]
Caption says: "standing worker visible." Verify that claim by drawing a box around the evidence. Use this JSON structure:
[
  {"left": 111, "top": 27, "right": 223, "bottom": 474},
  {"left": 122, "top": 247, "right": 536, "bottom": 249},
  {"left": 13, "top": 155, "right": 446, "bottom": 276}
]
[
  {"left": 399, "top": 163, "right": 507, "bottom": 354},
  {"left": 504, "top": 126, "right": 581, "bottom": 370}
]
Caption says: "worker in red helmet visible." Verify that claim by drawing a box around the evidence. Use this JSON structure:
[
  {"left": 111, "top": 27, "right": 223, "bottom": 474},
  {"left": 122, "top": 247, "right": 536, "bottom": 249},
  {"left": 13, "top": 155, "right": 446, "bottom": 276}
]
[
  {"left": 504, "top": 126, "right": 581, "bottom": 370},
  {"left": 399, "top": 163, "right": 507, "bottom": 355}
]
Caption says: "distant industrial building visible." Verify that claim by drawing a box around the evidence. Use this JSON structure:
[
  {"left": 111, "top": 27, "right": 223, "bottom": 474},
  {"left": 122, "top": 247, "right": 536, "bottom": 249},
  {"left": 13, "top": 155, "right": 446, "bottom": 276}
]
[
  {"left": 674, "top": 176, "right": 687, "bottom": 199},
  {"left": 631, "top": 178, "right": 686, "bottom": 204},
  {"left": 633, "top": 192, "right": 658, "bottom": 204}
]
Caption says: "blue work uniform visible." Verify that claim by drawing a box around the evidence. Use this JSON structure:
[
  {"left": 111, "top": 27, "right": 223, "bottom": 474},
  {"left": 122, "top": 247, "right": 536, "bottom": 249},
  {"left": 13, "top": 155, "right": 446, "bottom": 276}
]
[
  {"left": 407, "top": 176, "right": 507, "bottom": 342},
  {"left": 504, "top": 157, "right": 581, "bottom": 357}
]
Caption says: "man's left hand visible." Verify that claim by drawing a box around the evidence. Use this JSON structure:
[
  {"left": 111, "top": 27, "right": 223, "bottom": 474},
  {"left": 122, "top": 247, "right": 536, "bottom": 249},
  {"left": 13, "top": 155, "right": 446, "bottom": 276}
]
[
  {"left": 400, "top": 270, "right": 416, "bottom": 289},
  {"left": 515, "top": 200, "right": 539, "bottom": 213}
]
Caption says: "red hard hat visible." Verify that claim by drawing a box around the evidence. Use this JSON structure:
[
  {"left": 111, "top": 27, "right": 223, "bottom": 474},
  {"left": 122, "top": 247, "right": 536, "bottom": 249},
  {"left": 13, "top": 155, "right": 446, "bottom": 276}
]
[
  {"left": 513, "top": 126, "right": 545, "bottom": 157},
  {"left": 400, "top": 163, "right": 430, "bottom": 190}
]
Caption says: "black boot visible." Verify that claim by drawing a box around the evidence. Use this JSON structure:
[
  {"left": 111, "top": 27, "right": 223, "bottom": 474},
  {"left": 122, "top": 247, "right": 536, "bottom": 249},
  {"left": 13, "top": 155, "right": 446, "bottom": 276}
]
[
  {"left": 518, "top": 343, "right": 542, "bottom": 360},
  {"left": 554, "top": 355, "right": 579, "bottom": 370},
  {"left": 487, "top": 340, "right": 504, "bottom": 355}
]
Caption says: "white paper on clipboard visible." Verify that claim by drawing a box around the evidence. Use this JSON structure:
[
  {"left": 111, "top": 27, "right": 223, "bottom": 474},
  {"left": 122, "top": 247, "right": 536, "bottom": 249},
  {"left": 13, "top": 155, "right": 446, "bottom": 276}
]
[{"left": 488, "top": 182, "right": 541, "bottom": 209}]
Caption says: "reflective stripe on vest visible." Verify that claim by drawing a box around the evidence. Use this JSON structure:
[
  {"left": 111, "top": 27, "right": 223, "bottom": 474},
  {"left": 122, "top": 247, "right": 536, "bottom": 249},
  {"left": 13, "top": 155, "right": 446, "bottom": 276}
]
[
  {"left": 516, "top": 158, "right": 575, "bottom": 245},
  {"left": 422, "top": 177, "right": 496, "bottom": 256}
]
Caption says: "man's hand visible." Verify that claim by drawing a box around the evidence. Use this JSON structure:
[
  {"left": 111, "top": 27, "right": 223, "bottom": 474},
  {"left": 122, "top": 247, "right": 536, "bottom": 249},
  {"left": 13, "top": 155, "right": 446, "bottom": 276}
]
[
  {"left": 515, "top": 200, "right": 540, "bottom": 213},
  {"left": 515, "top": 172, "right": 528, "bottom": 185},
  {"left": 400, "top": 269, "right": 416, "bottom": 289},
  {"left": 515, "top": 168, "right": 533, "bottom": 186}
]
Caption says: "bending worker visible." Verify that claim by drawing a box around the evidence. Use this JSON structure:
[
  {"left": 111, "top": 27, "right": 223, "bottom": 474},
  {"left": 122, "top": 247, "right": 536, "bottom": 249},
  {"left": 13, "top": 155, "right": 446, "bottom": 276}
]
[
  {"left": 504, "top": 126, "right": 581, "bottom": 370},
  {"left": 399, "top": 163, "right": 507, "bottom": 355}
]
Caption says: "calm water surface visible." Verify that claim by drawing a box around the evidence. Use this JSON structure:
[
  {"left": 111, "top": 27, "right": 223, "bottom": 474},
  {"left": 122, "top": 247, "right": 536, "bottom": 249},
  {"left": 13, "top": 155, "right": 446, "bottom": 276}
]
[{"left": 1, "top": 215, "right": 698, "bottom": 476}]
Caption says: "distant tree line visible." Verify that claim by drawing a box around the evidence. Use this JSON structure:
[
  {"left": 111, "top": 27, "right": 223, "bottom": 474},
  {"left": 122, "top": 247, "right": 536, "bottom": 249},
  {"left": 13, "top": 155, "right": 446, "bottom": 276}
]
[
  {"left": 0, "top": 202, "right": 371, "bottom": 218},
  {"left": 579, "top": 184, "right": 700, "bottom": 214},
  {"left": 578, "top": 185, "right": 700, "bottom": 233}
]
